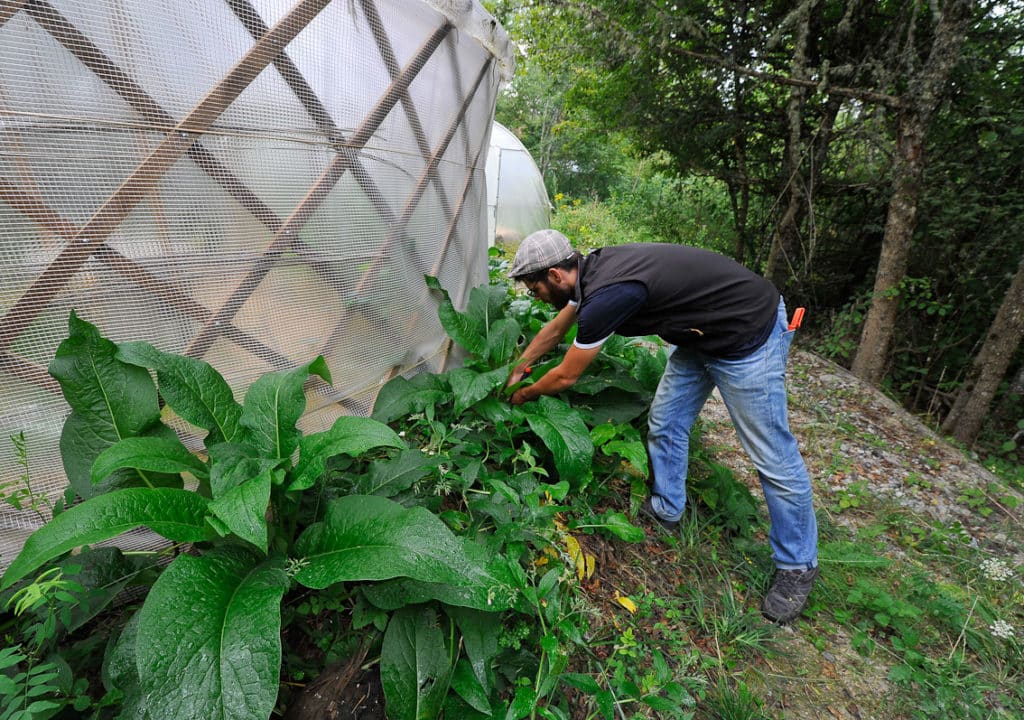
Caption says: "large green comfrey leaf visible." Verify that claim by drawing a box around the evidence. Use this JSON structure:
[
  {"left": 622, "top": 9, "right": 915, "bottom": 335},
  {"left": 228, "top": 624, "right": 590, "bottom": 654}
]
[
  {"left": 50, "top": 547, "right": 147, "bottom": 635},
  {"left": 448, "top": 366, "right": 509, "bottom": 415},
  {"left": 1, "top": 488, "right": 212, "bottom": 590},
  {"left": 102, "top": 612, "right": 146, "bottom": 720},
  {"left": 359, "top": 543, "right": 516, "bottom": 613},
  {"left": 484, "top": 317, "right": 520, "bottom": 366},
  {"left": 425, "top": 275, "right": 486, "bottom": 357},
  {"left": 630, "top": 341, "right": 667, "bottom": 391},
  {"left": 61, "top": 417, "right": 184, "bottom": 497},
  {"left": 425, "top": 276, "right": 508, "bottom": 362},
  {"left": 240, "top": 356, "right": 331, "bottom": 460},
  {"left": 371, "top": 373, "right": 449, "bottom": 424},
  {"left": 449, "top": 659, "right": 490, "bottom": 716},
  {"left": 523, "top": 396, "right": 594, "bottom": 485},
  {"left": 207, "top": 443, "right": 282, "bottom": 499},
  {"left": 208, "top": 468, "right": 274, "bottom": 552},
  {"left": 602, "top": 439, "right": 649, "bottom": 476},
  {"left": 49, "top": 312, "right": 166, "bottom": 498},
  {"left": 49, "top": 313, "right": 158, "bottom": 432},
  {"left": 292, "top": 495, "right": 483, "bottom": 590},
  {"left": 287, "top": 416, "right": 405, "bottom": 491},
  {"left": 381, "top": 606, "right": 451, "bottom": 720},
  {"left": 446, "top": 606, "right": 502, "bottom": 696},
  {"left": 136, "top": 548, "right": 289, "bottom": 720},
  {"left": 353, "top": 449, "right": 440, "bottom": 497},
  {"left": 118, "top": 341, "right": 245, "bottom": 445},
  {"left": 91, "top": 436, "right": 210, "bottom": 486}
]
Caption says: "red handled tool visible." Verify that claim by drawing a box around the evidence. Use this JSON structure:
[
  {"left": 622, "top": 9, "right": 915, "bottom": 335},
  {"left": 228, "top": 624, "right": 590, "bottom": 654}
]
[{"left": 788, "top": 307, "right": 805, "bottom": 331}]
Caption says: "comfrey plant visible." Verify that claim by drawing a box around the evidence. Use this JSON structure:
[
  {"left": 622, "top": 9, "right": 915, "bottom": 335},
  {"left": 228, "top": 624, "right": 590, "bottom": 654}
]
[
  {"left": 0, "top": 312, "right": 523, "bottom": 720},
  {"left": 2, "top": 271, "right": 669, "bottom": 720}
]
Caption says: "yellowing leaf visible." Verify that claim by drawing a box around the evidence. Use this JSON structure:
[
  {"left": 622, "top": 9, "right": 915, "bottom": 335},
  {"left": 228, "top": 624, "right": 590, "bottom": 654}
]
[
  {"left": 564, "top": 535, "right": 583, "bottom": 580},
  {"left": 563, "top": 534, "right": 597, "bottom": 581},
  {"left": 565, "top": 534, "right": 581, "bottom": 558},
  {"left": 535, "top": 546, "right": 559, "bottom": 567},
  {"left": 616, "top": 595, "right": 637, "bottom": 613}
]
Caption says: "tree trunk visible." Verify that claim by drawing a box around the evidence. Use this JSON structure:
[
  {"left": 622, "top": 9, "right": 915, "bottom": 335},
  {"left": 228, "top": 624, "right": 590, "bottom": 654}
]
[
  {"left": 730, "top": 164, "right": 751, "bottom": 264},
  {"left": 851, "top": 0, "right": 975, "bottom": 385},
  {"left": 850, "top": 111, "right": 926, "bottom": 383},
  {"left": 941, "top": 256, "right": 1024, "bottom": 446},
  {"left": 765, "top": 0, "right": 814, "bottom": 291},
  {"left": 730, "top": 60, "right": 751, "bottom": 264},
  {"left": 766, "top": 95, "right": 842, "bottom": 296}
]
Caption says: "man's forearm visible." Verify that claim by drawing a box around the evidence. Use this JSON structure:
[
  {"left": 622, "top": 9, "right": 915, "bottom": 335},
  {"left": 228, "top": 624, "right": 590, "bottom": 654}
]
[
  {"left": 512, "top": 366, "right": 578, "bottom": 402},
  {"left": 512, "top": 305, "right": 577, "bottom": 370},
  {"left": 516, "top": 328, "right": 562, "bottom": 367},
  {"left": 509, "top": 344, "right": 602, "bottom": 405}
]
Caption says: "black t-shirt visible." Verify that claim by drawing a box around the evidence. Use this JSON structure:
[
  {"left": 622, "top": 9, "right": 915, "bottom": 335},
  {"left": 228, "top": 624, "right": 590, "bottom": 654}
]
[{"left": 573, "top": 282, "right": 648, "bottom": 348}]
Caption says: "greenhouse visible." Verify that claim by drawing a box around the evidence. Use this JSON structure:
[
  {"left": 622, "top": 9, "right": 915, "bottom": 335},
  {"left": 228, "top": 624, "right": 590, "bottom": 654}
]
[
  {"left": 0, "top": 0, "right": 512, "bottom": 563},
  {"left": 485, "top": 121, "right": 551, "bottom": 246}
]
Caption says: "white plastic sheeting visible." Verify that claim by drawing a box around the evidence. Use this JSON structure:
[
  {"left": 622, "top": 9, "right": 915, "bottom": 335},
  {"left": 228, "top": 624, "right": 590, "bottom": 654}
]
[
  {"left": 0, "top": 0, "right": 511, "bottom": 568},
  {"left": 485, "top": 121, "right": 551, "bottom": 246}
]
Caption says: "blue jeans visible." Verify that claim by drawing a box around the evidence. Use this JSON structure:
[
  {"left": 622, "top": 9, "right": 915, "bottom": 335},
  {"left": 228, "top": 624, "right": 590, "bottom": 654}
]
[{"left": 646, "top": 299, "right": 818, "bottom": 570}]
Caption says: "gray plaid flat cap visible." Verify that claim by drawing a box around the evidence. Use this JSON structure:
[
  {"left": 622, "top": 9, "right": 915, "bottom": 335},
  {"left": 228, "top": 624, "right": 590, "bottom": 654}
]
[{"left": 508, "top": 229, "right": 574, "bottom": 278}]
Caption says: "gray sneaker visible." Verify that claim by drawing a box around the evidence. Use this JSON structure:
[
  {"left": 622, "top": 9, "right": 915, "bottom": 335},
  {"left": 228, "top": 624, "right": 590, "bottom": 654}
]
[
  {"left": 639, "top": 497, "right": 679, "bottom": 531},
  {"left": 762, "top": 567, "right": 819, "bottom": 623}
]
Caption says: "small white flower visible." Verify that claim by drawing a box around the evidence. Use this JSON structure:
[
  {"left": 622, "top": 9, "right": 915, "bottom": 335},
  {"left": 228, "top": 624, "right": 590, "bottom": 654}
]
[
  {"left": 990, "top": 620, "right": 1015, "bottom": 640},
  {"left": 981, "top": 558, "right": 1014, "bottom": 582},
  {"left": 285, "top": 557, "right": 310, "bottom": 578},
  {"left": 398, "top": 431, "right": 406, "bottom": 437}
]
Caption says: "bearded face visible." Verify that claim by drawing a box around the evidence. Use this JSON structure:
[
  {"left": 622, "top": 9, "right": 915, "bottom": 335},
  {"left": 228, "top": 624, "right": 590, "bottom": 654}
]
[{"left": 545, "top": 280, "right": 573, "bottom": 310}]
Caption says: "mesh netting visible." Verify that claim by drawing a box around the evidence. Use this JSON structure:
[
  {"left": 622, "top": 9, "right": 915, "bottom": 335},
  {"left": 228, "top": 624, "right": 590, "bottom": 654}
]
[{"left": 0, "top": 0, "right": 512, "bottom": 569}]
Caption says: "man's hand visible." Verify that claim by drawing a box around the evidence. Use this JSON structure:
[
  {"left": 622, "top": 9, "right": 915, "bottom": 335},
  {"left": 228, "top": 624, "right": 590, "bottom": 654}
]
[
  {"left": 507, "top": 345, "right": 602, "bottom": 406},
  {"left": 506, "top": 364, "right": 530, "bottom": 388}
]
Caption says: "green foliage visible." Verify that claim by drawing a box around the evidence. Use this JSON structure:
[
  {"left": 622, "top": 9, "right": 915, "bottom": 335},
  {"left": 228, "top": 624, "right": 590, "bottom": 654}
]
[
  {"left": 814, "top": 292, "right": 870, "bottom": 364},
  {"left": 0, "top": 646, "right": 62, "bottom": 720},
  {"left": 1, "top": 309, "right": 508, "bottom": 720},
  {"left": 2, "top": 433, "right": 49, "bottom": 521},
  {"left": 137, "top": 549, "right": 288, "bottom": 720},
  {"left": 1, "top": 274, "right": 676, "bottom": 720},
  {"left": 807, "top": 506, "right": 1024, "bottom": 719},
  {"left": 0, "top": 554, "right": 132, "bottom": 720},
  {"left": 497, "top": 0, "right": 1024, "bottom": 456},
  {"left": 380, "top": 606, "right": 451, "bottom": 720},
  {"left": 705, "top": 680, "right": 770, "bottom": 720}
]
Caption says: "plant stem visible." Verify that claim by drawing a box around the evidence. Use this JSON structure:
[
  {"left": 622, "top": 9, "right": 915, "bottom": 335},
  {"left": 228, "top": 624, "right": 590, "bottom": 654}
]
[{"left": 949, "top": 595, "right": 979, "bottom": 661}]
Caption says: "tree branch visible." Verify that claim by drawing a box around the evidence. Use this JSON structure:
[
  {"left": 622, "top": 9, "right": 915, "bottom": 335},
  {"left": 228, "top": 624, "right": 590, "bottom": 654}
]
[{"left": 667, "top": 47, "right": 906, "bottom": 110}]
